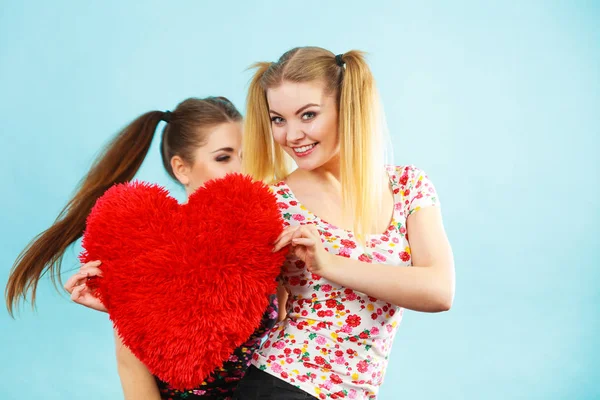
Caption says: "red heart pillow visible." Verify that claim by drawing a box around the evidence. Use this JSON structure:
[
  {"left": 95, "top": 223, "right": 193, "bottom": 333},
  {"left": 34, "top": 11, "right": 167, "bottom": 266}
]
[{"left": 79, "top": 173, "right": 286, "bottom": 389}]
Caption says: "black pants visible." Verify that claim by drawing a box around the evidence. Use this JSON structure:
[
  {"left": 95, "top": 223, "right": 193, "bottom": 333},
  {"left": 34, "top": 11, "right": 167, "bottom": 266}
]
[{"left": 233, "top": 366, "right": 317, "bottom": 399}]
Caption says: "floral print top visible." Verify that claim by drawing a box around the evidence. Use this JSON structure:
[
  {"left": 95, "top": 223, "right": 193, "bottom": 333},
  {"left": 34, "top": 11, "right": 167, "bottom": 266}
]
[
  {"left": 156, "top": 295, "right": 279, "bottom": 400},
  {"left": 251, "top": 166, "right": 440, "bottom": 400}
]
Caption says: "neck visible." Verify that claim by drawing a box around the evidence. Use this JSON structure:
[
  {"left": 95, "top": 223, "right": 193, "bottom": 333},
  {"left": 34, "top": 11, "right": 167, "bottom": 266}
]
[{"left": 310, "top": 153, "right": 342, "bottom": 184}]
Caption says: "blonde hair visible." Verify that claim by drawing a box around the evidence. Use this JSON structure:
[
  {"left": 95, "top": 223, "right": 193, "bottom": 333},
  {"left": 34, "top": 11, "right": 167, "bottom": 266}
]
[{"left": 242, "top": 47, "right": 388, "bottom": 240}]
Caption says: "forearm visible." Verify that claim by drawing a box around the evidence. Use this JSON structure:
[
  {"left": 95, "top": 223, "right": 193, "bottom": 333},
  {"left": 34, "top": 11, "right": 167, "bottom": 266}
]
[
  {"left": 276, "top": 282, "right": 289, "bottom": 322},
  {"left": 113, "top": 330, "right": 161, "bottom": 400},
  {"left": 321, "top": 256, "right": 455, "bottom": 312}
]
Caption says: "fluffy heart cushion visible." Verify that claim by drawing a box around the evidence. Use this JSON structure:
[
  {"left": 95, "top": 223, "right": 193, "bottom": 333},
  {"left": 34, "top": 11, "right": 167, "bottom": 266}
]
[{"left": 79, "top": 173, "right": 286, "bottom": 389}]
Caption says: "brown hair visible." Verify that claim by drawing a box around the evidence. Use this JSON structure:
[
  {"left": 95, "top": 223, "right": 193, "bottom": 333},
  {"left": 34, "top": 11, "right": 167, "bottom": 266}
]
[
  {"left": 242, "top": 47, "right": 387, "bottom": 241},
  {"left": 5, "top": 96, "right": 242, "bottom": 316}
]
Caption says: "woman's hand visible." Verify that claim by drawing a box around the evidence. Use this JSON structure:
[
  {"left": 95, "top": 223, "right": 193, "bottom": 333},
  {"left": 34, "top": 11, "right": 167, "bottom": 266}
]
[
  {"left": 63, "top": 260, "right": 107, "bottom": 312},
  {"left": 272, "top": 224, "right": 333, "bottom": 274}
]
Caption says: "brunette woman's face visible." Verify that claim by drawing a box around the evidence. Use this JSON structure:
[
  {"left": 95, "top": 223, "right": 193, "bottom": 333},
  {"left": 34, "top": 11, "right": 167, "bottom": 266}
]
[{"left": 174, "top": 121, "right": 242, "bottom": 195}]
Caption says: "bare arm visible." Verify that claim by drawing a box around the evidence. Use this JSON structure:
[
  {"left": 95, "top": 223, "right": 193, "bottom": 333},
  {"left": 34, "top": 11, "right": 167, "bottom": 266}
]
[
  {"left": 276, "top": 282, "right": 289, "bottom": 322},
  {"left": 113, "top": 330, "right": 161, "bottom": 400},
  {"left": 277, "top": 207, "right": 455, "bottom": 313}
]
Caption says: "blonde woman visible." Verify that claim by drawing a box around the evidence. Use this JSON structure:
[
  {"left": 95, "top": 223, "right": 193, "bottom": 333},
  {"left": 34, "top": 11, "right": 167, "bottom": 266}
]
[{"left": 234, "top": 47, "right": 455, "bottom": 399}]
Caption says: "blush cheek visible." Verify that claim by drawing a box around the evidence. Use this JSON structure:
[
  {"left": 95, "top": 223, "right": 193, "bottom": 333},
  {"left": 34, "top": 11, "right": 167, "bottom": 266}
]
[{"left": 271, "top": 127, "right": 287, "bottom": 147}]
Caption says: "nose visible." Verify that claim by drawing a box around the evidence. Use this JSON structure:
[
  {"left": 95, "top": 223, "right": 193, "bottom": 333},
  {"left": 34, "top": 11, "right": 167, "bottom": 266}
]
[
  {"left": 230, "top": 154, "right": 242, "bottom": 173},
  {"left": 286, "top": 121, "right": 306, "bottom": 143}
]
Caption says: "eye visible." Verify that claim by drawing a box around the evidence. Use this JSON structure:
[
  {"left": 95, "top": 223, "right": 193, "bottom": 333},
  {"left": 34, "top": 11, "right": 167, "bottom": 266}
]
[
  {"left": 301, "top": 111, "right": 316, "bottom": 121},
  {"left": 215, "top": 155, "right": 231, "bottom": 162},
  {"left": 271, "top": 116, "right": 285, "bottom": 125}
]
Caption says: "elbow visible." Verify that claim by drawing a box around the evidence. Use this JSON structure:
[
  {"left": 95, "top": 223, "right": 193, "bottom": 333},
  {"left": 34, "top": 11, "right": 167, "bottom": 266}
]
[
  {"left": 435, "top": 296, "right": 453, "bottom": 312},
  {"left": 433, "top": 286, "right": 454, "bottom": 312}
]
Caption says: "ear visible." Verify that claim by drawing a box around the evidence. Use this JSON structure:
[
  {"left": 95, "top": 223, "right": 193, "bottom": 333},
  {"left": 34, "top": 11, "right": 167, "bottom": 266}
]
[{"left": 171, "top": 155, "right": 191, "bottom": 186}]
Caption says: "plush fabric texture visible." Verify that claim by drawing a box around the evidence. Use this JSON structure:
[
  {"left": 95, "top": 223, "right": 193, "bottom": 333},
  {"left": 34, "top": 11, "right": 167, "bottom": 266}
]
[{"left": 80, "top": 173, "right": 286, "bottom": 390}]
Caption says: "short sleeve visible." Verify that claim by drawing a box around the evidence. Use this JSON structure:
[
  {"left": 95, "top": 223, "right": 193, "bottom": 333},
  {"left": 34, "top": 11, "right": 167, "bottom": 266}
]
[{"left": 396, "top": 165, "right": 440, "bottom": 216}]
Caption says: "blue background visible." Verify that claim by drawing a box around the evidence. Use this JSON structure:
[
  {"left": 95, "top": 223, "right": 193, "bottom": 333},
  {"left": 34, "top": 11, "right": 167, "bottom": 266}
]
[{"left": 1, "top": 1, "right": 598, "bottom": 399}]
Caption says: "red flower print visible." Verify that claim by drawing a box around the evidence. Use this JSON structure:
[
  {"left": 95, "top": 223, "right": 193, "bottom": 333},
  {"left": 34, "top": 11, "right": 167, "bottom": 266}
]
[
  {"left": 371, "top": 313, "right": 378, "bottom": 320},
  {"left": 344, "top": 289, "right": 358, "bottom": 301},
  {"left": 335, "top": 350, "right": 344, "bottom": 357},
  {"left": 293, "top": 214, "right": 306, "bottom": 222},
  {"left": 277, "top": 190, "right": 285, "bottom": 195},
  {"left": 358, "top": 254, "right": 372, "bottom": 263},
  {"left": 326, "top": 299, "right": 338, "bottom": 308},
  {"left": 290, "top": 200, "right": 298, "bottom": 206},
  {"left": 340, "top": 239, "right": 357, "bottom": 249},
  {"left": 314, "top": 303, "right": 322, "bottom": 310},
  {"left": 314, "top": 356, "right": 326, "bottom": 365},
  {"left": 346, "top": 314, "right": 361, "bottom": 327},
  {"left": 403, "top": 189, "right": 411, "bottom": 197},
  {"left": 293, "top": 348, "right": 302, "bottom": 355},
  {"left": 338, "top": 247, "right": 352, "bottom": 258},
  {"left": 368, "top": 296, "right": 377, "bottom": 302},
  {"left": 400, "top": 251, "right": 411, "bottom": 262},
  {"left": 289, "top": 276, "right": 300, "bottom": 286},
  {"left": 359, "top": 332, "right": 369, "bottom": 339},
  {"left": 277, "top": 202, "right": 289, "bottom": 209},
  {"left": 330, "top": 374, "right": 343, "bottom": 384},
  {"left": 400, "top": 174, "right": 409, "bottom": 185},
  {"left": 281, "top": 371, "right": 289, "bottom": 379},
  {"left": 416, "top": 179, "right": 422, "bottom": 189},
  {"left": 301, "top": 310, "right": 308, "bottom": 317},
  {"left": 357, "top": 360, "right": 369, "bottom": 373},
  {"left": 389, "top": 309, "right": 396, "bottom": 316},
  {"left": 322, "top": 284, "right": 333, "bottom": 292},
  {"left": 336, "top": 304, "right": 345, "bottom": 311},
  {"left": 393, "top": 188, "right": 400, "bottom": 194},
  {"left": 325, "top": 310, "right": 334, "bottom": 317}
]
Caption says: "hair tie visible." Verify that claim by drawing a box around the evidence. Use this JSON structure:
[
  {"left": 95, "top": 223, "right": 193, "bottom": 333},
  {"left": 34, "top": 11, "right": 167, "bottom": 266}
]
[
  {"left": 335, "top": 54, "right": 345, "bottom": 67},
  {"left": 161, "top": 110, "right": 172, "bottom": 123}
]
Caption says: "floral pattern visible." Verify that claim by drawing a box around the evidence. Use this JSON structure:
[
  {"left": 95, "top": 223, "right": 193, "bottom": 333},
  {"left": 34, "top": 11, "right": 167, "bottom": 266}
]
[
  {"left": 156, "top": 295, "right": 279, "bottom": 399},
  {"left": 252, "top": 166, "right": 439, "bottom": 399}
]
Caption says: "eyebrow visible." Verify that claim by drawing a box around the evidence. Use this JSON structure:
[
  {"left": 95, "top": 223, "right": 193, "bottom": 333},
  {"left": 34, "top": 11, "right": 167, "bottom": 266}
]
[
  {"left": 210, "top": 147, "right": 235, "bottom": 153},
  {"left": 269, "top": 103, "right": 320, "bottom": 116}
]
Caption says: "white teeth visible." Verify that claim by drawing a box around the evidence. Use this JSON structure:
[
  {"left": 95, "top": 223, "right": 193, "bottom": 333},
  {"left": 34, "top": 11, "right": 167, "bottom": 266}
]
[{"left": 293, "top": 144, "right": 316, "bottom": 154}]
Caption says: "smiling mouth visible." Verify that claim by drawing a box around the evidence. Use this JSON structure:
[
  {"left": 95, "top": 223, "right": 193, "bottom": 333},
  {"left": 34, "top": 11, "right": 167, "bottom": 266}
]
[{"left": 293, "top": 143, "right": 318, "bottom": 155}]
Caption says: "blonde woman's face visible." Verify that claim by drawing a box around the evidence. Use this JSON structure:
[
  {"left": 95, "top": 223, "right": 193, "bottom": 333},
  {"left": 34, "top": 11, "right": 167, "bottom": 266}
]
[{"left": 267, "top": 81, "right": 339, "bottom": 171}]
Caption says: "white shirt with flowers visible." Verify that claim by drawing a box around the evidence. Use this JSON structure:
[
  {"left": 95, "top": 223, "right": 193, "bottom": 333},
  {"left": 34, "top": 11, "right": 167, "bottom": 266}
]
[{"left": 251, "top": 165, "right": 440, "bottom": 400}]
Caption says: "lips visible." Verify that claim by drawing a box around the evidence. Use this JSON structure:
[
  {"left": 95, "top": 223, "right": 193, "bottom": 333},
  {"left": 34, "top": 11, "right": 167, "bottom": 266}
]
[{"left": 292, "top": 143, "right": 318, "bottom": 157}]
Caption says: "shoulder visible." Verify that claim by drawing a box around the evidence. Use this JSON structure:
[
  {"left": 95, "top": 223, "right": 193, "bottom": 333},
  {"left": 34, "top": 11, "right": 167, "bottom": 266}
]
[
  {"left": 387, "top": 165, "right": 431, "bottom": 187},
  {"left": 269, "top": 181, "right": 311, "bottom": 226}
]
